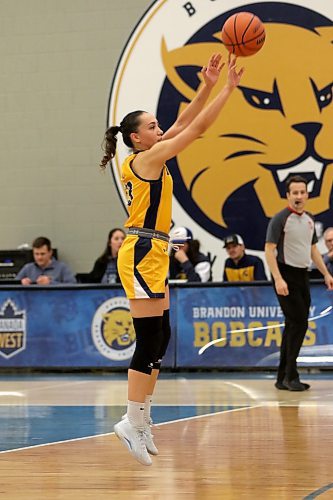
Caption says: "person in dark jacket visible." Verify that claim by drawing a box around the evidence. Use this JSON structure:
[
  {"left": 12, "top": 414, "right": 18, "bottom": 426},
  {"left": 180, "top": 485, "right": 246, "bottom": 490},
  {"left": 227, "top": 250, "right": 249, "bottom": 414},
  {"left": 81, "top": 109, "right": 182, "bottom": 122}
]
[
  {"left": 169, "top": 227, "right": 212, "bottom": 282},
  {"left": 89, "top": 228, "right": 126, "bottom": 283},
  {"left": 223, "top": 234, "right": 267, "bottom": 281}
]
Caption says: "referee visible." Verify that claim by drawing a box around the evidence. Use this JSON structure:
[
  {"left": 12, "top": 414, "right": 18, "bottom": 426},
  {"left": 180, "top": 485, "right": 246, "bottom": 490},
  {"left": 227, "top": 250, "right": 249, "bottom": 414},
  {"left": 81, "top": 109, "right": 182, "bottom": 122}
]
[{"left": 265, "top": 175, "right": 333, "bottom": 391}]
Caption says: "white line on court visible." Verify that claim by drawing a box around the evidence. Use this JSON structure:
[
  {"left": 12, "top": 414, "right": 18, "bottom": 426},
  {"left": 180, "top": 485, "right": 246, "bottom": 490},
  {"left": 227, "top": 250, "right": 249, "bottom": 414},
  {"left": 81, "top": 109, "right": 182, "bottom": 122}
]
[{"left": 0, "top": 403, "right": 262, "bottom": 455}]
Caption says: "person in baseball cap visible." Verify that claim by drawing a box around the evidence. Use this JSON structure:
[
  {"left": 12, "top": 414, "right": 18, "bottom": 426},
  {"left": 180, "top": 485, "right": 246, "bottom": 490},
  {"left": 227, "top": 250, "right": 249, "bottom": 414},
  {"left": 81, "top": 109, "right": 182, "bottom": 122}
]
[
  {"left": 222, "top": 234, "right": 267, "bottom": 282},
  {"left": 223, "top": 234, "right": 244, "bottom": 247},
  {"left": 170, "top": 226, "right": 193, "bottom": 244}
]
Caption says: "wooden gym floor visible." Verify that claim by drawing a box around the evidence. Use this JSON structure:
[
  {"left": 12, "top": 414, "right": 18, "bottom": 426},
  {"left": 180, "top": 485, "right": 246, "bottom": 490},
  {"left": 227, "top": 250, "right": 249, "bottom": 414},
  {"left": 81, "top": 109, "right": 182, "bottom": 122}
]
[{"left": 0, "top": 372, "right": 332, "bottom": 499}]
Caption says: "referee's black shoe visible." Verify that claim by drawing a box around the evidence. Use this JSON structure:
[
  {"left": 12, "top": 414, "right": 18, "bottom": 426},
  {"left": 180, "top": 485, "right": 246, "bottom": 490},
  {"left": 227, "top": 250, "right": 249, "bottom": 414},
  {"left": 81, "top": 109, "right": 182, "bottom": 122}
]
[
  {"left": 275, "top": 381, "right": 288, "bottom": 390},
  {"left": 282, "top": 378, "right": 310, "bottom": 391}
]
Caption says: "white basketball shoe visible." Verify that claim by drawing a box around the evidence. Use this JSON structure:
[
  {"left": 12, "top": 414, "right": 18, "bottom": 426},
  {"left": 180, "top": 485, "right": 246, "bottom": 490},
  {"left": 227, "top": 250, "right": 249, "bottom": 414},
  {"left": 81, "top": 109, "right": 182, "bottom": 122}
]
[
  {"left": 114, "top": 418, "right": 152, "bottom": 466},
  {"left": 122, "top": 413, "right": 158, "bottom": 455}
]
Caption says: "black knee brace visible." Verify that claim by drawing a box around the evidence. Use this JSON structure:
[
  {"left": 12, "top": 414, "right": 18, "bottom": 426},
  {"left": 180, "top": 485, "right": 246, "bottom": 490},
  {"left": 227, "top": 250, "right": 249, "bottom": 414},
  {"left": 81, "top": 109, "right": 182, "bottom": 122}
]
[
  {"left": 130, "top": 316, "right": 164, "bottom": 375},
  {"left": 152, "top": 309, "right": 171, "bottom": 370}
]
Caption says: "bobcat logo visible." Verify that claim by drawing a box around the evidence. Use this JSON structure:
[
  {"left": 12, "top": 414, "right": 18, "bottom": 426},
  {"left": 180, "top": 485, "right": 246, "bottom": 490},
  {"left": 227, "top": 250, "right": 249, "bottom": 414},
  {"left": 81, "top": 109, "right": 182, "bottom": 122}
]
[
  {"left": 108, "top": 1, "right": 333, "bottom": 253},
  {"left": 92, "top": 297, "right": 136, "bottom": 361},
  {"left": 103, "top": 310, "right": 135, "bottom": 347}
]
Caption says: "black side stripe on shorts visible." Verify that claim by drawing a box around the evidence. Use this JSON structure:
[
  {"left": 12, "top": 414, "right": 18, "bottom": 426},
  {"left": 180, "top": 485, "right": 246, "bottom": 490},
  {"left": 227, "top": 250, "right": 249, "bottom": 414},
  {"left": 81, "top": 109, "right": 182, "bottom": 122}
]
[
  {"left": 134, "top": 267, "right": 165, "bottom": 299},
  {"left": 133, "top": 237, "right": 164, "bottom": 298}
]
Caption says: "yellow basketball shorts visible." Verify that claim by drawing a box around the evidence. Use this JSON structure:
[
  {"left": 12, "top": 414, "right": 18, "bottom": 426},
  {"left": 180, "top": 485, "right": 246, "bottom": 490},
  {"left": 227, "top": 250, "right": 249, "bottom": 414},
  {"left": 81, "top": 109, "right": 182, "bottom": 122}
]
[{"left": 118, "top": 235, "right": 169, "bottom": 299}]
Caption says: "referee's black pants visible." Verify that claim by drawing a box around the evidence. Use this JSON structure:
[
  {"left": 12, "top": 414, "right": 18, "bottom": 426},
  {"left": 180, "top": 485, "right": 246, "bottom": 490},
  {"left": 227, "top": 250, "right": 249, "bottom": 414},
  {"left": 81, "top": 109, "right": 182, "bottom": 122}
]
[{"left": 275, "top": 263, "right": 311, "bottom": 383}]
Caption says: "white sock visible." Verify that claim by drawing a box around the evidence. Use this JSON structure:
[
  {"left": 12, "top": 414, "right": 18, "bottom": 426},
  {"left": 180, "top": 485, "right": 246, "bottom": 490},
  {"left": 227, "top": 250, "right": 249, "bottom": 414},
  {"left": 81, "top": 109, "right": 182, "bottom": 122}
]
[
  {"left": 144, "top": 395, "right": 153, "bottom": 425},
  {"left": 127, "top": 400, "right": 145, "bottom": 429}
]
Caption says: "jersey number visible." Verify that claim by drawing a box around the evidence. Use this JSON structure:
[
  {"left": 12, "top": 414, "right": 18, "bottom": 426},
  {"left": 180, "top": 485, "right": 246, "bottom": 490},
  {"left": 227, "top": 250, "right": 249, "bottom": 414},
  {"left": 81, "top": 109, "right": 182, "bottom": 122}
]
[{"left": 124, "top": 181, "right": 134, "bottom": 206}]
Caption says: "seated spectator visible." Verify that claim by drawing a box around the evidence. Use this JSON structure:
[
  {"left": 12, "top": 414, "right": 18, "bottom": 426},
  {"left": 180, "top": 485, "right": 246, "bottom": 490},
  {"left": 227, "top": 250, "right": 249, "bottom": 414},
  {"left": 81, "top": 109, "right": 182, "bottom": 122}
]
[
  {"left": 169, "top": 227, "right": 212, "bottom": 282},
  {"left": 223, "top": 234, "right": 267, "bottom": 281},
  {"left": 88, "top": 228, "right": 126, "bottom": 283},
  {"left": 309, "top": 226, "right": 333, "bottom": 278},
  {"left": 16, "top": 237, "right": 76, "bottom": 285},
  {"left": 323, "top": 227, "right": 333, "bottom": 274}
]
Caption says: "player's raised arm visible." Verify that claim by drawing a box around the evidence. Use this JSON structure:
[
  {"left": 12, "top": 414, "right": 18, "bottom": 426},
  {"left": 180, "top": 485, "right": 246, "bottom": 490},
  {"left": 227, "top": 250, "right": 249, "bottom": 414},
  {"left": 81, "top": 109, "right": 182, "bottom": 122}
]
[
  {"left": 139, "top": 56, "right": 244, "bottom": 172},
  {"left": 162, "top": 53, "right": 224, "bottom": 140}
]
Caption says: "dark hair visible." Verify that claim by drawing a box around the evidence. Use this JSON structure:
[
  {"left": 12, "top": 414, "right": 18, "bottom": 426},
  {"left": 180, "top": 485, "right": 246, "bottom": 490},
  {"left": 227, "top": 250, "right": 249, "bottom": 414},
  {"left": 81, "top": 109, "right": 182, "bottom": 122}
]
[
  {"left": 99, "top": 228, "right": 126, "bottom": 264},
  {"left": 99, "top": 110, "right": 146, "bottom": 169},
  {"left": 32, "top": 236, "right": 52, "bottom": 251},
  {"left": 286, "top": 175, "right": 307, "bottom": 192},
  {"left": 186, "top": 239, "right": 201, "bottom": 264},
  {"left": 171, "top": 239, "right": 201, "bottom": 264}
]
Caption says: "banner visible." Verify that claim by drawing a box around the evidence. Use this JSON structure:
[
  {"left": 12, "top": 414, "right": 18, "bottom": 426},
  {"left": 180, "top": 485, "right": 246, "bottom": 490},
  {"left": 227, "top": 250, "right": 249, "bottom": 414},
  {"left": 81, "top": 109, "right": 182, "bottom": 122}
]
[
  {"left": 176, "top": 284, "right": 333, "bottom": 368},
  {"left": 0, "top": 286, "right": 176, "bottom": 368},
  {"left": 0, "top": 284, "right": 331, "bottom": 368}
]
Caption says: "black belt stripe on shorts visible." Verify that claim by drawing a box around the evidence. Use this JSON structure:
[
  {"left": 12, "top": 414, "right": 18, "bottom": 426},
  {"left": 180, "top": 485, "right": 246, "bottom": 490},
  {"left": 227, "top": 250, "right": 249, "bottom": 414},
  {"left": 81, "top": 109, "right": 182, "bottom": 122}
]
[{"left": 128, "top": 226, "right": 170, "bottom": 243}]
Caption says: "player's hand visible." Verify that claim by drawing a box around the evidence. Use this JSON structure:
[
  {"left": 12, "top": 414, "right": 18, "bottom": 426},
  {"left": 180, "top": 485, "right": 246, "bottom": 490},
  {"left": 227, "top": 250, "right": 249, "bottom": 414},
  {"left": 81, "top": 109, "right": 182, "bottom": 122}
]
[
  {"left": 226, "top": 54, "right": 245, "bottom": 89},
  {"left": 275, "top": 278, "right": 289, "bottom": 296},
  {"left": 324, "top": 273, "right": 333, "bottom": 291},
  {"left": 202, "top": 53, "right": 224, "bottom": 88}
]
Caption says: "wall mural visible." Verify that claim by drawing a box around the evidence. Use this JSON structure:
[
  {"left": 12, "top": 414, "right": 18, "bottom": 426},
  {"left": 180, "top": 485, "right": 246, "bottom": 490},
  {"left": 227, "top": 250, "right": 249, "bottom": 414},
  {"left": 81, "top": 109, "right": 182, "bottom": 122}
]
[{"left": 108, "top": 0, "right": 333, "bottom": 277}]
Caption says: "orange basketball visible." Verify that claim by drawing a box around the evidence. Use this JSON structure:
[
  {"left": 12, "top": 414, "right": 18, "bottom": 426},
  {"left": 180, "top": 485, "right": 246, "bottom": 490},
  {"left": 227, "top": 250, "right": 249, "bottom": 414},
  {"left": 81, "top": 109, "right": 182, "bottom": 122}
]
[{"left": 221, "top": 12, "right": 266, "bottom": 57}]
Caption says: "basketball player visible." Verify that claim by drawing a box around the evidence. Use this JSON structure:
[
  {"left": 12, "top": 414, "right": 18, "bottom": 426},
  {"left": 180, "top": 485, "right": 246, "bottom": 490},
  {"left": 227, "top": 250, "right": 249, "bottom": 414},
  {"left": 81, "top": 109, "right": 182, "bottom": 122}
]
[
  {"left": 100, "top": 54, "right": 244, "bottom": 465},
  {"left": 265, "top": 175, "right": 333, "bottom": 392}
]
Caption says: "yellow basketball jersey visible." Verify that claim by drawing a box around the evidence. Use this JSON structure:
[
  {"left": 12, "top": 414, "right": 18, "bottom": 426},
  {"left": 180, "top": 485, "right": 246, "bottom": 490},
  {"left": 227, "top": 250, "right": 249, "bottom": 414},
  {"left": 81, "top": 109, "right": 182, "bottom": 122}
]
[{"left": 121, "top": 153, "right": 173, "bottom": 234}]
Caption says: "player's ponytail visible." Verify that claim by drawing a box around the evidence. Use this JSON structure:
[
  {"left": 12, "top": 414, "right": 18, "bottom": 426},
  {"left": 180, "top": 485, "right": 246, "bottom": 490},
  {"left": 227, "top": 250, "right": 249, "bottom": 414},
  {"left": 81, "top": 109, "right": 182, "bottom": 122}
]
[
  {"left": 99, "top": 111, "right": 145, "bottom": 170},
  {"left": 100, "top": 126, "right": 121, "bottom": 169}
]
